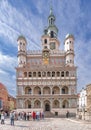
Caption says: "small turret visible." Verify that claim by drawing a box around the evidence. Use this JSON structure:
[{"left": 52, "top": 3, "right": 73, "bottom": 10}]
[
  {"left": 64, "top": 34, "right": 75, "bottom": 66},
  {"left": 17, "top": 35, "right": 27, "bottom": 67}
]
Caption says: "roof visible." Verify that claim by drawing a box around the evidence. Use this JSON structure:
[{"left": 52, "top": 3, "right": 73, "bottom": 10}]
[
  {"left": 65, "top": 34, "right": 74, "bottom": 40},
  {"left": 17, "top": 35, "right": 27, "bottom": 42}
]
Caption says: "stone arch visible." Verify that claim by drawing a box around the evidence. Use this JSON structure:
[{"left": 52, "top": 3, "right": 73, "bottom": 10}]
[
  {"left": 25, "top": 86, "right": 32, "bottom": 94},
  {"left": 62, "top": 100, "right": 69, "bottom": 108},
  {"left": 43, "top": 86, "right": 50, "bottom": 94},
  {"left": 62, "top": 86, "right": 68, "bottom": 94},
  {"left": 25, "top": 100, "right": 31, "bottom": 108},
  {"left": 44, "top": 100, "right": 50, "bottom": 111},
  {"left": 53, "top": 100, "right": 60, "bottom": 108},
  {"left": 34, "top": 100, "right": 41, "bottom": 108},
  {"left": 34, "top": 86, "right": 41, "bottom": 94},
  {"left": 52, "top": 86, "right": 60, "bottom": 94}
]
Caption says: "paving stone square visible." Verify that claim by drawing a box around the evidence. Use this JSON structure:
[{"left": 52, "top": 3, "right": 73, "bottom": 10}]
[{"left": 0, "top": 118, "right": 91, "bottom": 130}]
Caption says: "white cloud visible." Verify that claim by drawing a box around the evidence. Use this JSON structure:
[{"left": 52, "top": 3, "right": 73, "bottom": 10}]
[
  {"left": 0, "top": 0, "right": 41, "bottom": 49},
  {"left": 0, "top": 51, "right": 17, "bottom": 72}
]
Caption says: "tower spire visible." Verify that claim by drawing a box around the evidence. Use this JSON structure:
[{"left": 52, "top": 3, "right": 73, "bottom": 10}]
[{"left": 50, "top": 0, "right": 53, "bottom": 15}]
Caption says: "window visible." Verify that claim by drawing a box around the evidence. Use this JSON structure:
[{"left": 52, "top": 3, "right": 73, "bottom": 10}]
[
  {"left": 33, "top": 72, "right": 36, "bottom": 77},
  {"left": 57, "top": 72, "right": 60, "bottom": 77},
  {"left": 38, "top": 72, "right": 41, "bottom": 77},
  {"left": 28, "top": 88, "right": 32, "bottom": 94},
  {"left": 29, "top": 72, "right": 32, "bottom": 77},
  {"left": 44, "top": 39, "right": 47, "bottom": 44},
  {"left": 50, "top": 31, "right": 54, "bottom": 38},
  {"left": 52, "top": 72, "right": 55, "bottom": 77},
  {"left": 47, "top": 72, "right": 51, "bottom": 77},
  {"left": 61, "top": 71, "right": 64, "bottom": 77}
]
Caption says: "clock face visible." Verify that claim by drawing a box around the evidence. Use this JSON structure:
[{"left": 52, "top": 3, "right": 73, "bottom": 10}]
[
  {"left": 50, "top": 42, "right": 55, "bottom": 50},
  {"left": 43, "top": 52, "right": 49, "bottom": 58}
]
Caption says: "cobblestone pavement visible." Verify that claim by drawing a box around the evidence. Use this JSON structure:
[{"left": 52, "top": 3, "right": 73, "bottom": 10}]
[{"left": 0, "top": 118, "right": 91, "bottom": 130}]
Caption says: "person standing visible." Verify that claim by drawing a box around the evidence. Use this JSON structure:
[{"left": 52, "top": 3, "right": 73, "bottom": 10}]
[
  {"left": 66, "top": 111, "right": 69, "bottom": 118},
  {"left": 1, "top": 112, "right": 5, "bottom": 124},
  {"left": 10, "top": 111, "right": 15, "bottom": 125}
]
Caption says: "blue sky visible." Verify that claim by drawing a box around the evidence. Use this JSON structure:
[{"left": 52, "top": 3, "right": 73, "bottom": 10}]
[{"left": 0, "top": 0, "right": 91, "bottom": 96}]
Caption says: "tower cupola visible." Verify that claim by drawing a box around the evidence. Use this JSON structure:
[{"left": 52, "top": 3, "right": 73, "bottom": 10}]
[{"left": 47, "top": 7, "right": 58, "bottom": 38}]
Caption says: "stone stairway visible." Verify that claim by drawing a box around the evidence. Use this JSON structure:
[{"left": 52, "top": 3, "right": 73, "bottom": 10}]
[{"left": 44, "top": 111, "right": 55, "bottom": 118}]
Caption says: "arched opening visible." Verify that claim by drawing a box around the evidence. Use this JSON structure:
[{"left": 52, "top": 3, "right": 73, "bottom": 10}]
[
  {"left": 53, "top": 100, "right": 60, "bottom": 108},
  {"left": 56, "top": 71, "right": 60, "bottom": 77},
  {"left": 38, "top": 72, "right": 41, "bottom": 77},
  {"left": 34, "top": 100, "right": 41, "bottom": 108},
  {"left": 47, "top": 71, "right": 51, "bottom": 77},
  {"left": 34, "top": 86, "right": 41, "bottom": 95},
  {"left": 52, "top": 71, "right": 55, "bottom": 77},
  {"left": 66, "top": 71, "right": 69, "bottom": 77},
  {"left": 43, "top": 87, "right": 50, "bottom": 94},
  {"left": 28, "top": 72, "right": 32, "bottom": 77},
  {"left": 45, "top": 103, "right": 50, "bottom": 111},
  {"left": 62, "top": 86, "right": 68, "bottom": 94},
  {"left": 25, "top": 100, "right": 31, "bottom": 108},
  {"left": 50, "top": 31, "right": 54, "bottom": 38},
  {"left": 33, "top": 72, "right": 36, "bottom": 77},
  {"left": 44, "top": 39, "right": 47, "bottom": 44},
  {"left": 25, "top": 87, "right": 32, "bottom": 94},
  {"left": 61, "top": 71, "right": 64, "bottom": 77},
  {"left": 52, "top": 86, "right": 60, "bottom": 94},
  {"left": 62, "top": 100, "right": 69, "bottom": 108}
]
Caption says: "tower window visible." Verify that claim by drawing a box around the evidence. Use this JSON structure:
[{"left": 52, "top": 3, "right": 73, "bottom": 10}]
[
  {"left": 50, "top": 31, "right": 54, "bottom": 38},
  {"left": 44, "top": 39, "right": 47, "bottom": 44},
  {"left": 51, "top": 18, "right": 53, "bottom": 25}
]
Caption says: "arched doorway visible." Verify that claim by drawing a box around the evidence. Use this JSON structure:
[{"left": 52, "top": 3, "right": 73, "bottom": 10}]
[
  {"left": 25, "top": 100, "right": 31, "bottom": 108},
  {"left": 45, "top": 103, "right": 50, "bottom": 111},
  {"left": 62, "top": 100, "right": 69, "bottom": 108}
]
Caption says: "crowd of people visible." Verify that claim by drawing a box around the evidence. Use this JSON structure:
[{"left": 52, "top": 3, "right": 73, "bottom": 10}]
[{"left": 0, "top": 111, "right": 45, "bottom": 125}]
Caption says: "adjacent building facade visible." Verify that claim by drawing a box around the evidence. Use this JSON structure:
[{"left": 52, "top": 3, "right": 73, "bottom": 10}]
[
  {"left": 0, "top": 82, "right": 16, "bottom": 112},
  {"left": 16, "top": 8, "right": 77, "bottom": 115},
  {"left": 77, "top": 84, "right": 91, "bottom": 120}
]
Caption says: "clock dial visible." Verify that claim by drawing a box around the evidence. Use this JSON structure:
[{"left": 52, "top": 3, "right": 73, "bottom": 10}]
[
  {"left": 50, "top": 42, "right": 55, "bottom": 50},
  {"left": 43, "top": 52, "right": 49, "bottom": 58}
]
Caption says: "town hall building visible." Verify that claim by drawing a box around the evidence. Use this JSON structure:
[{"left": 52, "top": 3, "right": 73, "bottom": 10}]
[{"left": 16, "top": 7, "right": 77, "bottom": 116}]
